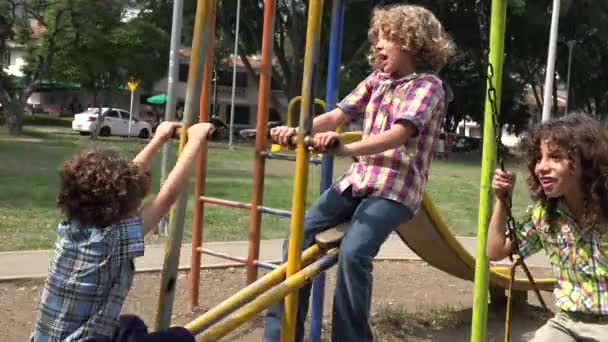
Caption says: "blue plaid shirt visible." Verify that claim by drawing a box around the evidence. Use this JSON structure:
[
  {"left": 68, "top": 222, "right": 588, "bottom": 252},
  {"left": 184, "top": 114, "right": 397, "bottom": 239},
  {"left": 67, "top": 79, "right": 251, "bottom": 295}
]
[{"left": 31, "top": 217, "right": 145, "bottom": 341}]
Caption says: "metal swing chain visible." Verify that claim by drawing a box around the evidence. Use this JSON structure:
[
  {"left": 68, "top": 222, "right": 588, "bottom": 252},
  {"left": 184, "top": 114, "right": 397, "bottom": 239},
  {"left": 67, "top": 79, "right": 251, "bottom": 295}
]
[{"left": 475, "top": 2, "right": 549, "bottom": 341}]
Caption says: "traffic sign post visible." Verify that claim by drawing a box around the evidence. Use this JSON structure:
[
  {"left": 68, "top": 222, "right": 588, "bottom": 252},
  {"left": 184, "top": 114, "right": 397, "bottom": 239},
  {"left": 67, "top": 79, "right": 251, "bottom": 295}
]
[{"left": 127, "top": 79, "right": 140, "bottom": 138}]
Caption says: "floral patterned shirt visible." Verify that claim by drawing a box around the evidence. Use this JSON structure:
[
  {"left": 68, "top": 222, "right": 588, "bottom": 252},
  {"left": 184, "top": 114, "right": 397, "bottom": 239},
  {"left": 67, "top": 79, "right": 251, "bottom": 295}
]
[{"left": 516, "top": 201, "right": 608, "bottom": 314}]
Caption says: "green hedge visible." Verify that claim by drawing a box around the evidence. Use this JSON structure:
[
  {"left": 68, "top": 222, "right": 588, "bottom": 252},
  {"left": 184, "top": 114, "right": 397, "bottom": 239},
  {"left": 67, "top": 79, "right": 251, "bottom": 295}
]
[{"left": 0, "top": 113, "right": 72, "bottom": 128}]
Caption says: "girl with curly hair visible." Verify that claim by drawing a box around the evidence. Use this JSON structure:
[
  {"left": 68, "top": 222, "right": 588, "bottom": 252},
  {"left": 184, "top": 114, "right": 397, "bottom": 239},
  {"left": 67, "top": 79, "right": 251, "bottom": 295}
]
[
  {"left": 265, "top": 4, "right": 455, "bottom": 341},
  {"left": 488, "top": 113, "right": 608, "bottom": 341},
  {"left": 31, "top": 121, "right": 215, "bottom": 341}
]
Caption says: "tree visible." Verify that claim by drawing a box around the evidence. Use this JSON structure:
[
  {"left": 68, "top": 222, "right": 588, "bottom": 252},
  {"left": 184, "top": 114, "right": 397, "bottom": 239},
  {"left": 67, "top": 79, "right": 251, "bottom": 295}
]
[
  {"left": 48, "top": 1, "right": 124, "bottom": 109},
  {"left": 554, "top": 0, "right": 608, "bottom": 117},
  {"left": 136, "top": 0, "right": 373, "bottom": 116},
  {"left": 0, "top": 0, "right": 169, "bottom": 135},
  {"left": 135, "top": 0, "right": 608, "bottom": 131},
  {"left": 0, "top": 0, "right": 113, "bottom": 135},
  {"left": 50, "top": 16, "right": 169, "bottom": 100}
]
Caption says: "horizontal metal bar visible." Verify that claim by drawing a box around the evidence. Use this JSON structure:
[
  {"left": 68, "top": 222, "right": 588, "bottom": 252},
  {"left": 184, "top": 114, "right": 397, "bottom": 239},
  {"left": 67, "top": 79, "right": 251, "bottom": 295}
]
[
  {"left": 196, "top": 249, "right": 340, "bottom": 340},
  {"left": 199, "top": 247, "right": 249, "bottom": 264},
  {"left": 184, "top": 245, "right": 323, "bottom": 334},
  {"left": 259, "top": 206, "right": 291, "bottom": 218},
  {"left": 255, "top": 261, "right": 279, "bottom": 270},
  {"left": 200, "top": 196, "right": 252, "bottom": 210},
  {"left": 199, "top": 248, "right": 278, "bottom": 270},
  {"left": 261, "top": 151, "right": 322, "bottom": 164},
  {"left": 200, "top": 196, "right": 291, "bottom": 218}
]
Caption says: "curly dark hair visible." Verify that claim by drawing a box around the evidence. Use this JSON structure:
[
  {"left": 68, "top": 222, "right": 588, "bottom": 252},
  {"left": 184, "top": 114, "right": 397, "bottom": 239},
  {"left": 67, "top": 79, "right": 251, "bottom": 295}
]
[
  {"left": 524, "top": 113, "right": 608, "bottom": 231},
  {"left": 57, "top": 148, "right": 151, "bottom": 227}
]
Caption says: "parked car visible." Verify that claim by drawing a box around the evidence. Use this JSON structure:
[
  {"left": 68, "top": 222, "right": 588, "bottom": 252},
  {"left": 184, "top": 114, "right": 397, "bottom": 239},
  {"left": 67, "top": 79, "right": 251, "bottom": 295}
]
[{"left": 72, "top": 107, "right": 152, "bottom": 138}]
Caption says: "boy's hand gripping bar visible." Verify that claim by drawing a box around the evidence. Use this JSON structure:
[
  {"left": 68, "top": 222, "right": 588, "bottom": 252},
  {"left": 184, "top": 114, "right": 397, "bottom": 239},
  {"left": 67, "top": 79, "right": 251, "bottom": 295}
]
[{"left": 281, "top": 135, "right": 340, "bottom": 153}]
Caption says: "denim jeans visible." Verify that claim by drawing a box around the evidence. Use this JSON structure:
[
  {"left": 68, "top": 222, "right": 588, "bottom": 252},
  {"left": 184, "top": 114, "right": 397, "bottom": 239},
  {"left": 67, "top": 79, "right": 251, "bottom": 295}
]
[{"left": 263, "top": 187, "right": 413, "bottom": 342}]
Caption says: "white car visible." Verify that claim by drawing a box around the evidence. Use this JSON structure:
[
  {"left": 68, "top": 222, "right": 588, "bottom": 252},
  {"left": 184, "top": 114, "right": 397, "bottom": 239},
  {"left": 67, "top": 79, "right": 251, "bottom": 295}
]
[{"left": 72, "top": 107, "right": 152, "bottom": 138}]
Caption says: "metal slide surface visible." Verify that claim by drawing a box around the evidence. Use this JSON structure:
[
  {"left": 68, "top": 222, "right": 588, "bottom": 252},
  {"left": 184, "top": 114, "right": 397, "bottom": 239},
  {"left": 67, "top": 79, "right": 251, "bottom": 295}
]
[{"left": 395, "top": 192, "right": 555, "bottom": 292}]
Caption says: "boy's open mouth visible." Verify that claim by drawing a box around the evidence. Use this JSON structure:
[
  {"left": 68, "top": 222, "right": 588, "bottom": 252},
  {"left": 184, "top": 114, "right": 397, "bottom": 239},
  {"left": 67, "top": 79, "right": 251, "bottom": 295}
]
[
  {"left": 377, "top": 53, "right": 388, "bottom": 66},
  {"left": 539, "top": 176, "right": 557, "bottom": 188}
]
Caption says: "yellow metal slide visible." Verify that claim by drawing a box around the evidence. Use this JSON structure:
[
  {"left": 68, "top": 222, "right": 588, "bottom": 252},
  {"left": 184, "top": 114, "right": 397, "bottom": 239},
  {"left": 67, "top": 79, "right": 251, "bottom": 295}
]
[{"left": 395, "top": 192, "right": 555, "bottom": 292}]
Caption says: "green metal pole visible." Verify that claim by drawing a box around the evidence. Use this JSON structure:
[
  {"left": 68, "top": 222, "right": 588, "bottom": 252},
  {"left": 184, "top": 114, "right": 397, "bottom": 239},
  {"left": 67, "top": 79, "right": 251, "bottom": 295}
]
[{"left": 470, "top": 0, "right": 508, "bottom": 341}]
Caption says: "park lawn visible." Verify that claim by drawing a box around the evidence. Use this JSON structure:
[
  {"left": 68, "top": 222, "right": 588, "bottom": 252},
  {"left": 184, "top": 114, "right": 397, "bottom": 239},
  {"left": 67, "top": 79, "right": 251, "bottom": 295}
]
[{"left": 0, "top": 121, "right": 531, "bottom": 252}]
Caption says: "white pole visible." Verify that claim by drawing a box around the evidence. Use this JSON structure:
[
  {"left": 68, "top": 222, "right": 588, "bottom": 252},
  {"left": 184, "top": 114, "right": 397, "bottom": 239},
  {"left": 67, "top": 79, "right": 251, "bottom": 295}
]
[
  {"left": 541, "top": 0, "right": 561, "bottom": 122},
  {"left": 228, "top": 0, "right": 242, "bottom": 148},
  {"left": 159, "top": 0, "right": 184, "bottom": 235},
  {"left": 564, "top": 40, "right": 574, "bottom": 115},
  {"left": 128, "top": 90, "right": 134, "bottom": 137}
]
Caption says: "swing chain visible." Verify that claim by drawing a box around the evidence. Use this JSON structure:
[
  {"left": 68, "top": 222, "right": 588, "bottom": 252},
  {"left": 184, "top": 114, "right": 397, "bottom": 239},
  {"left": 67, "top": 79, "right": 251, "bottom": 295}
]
[{"left": 481, "top": 30, "right": 520, "bottom": 258}]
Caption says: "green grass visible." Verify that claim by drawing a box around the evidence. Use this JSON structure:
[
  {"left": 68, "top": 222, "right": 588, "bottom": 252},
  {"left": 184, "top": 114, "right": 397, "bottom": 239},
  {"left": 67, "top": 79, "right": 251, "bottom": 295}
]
[{"left": 0, "top": 120, "right": 532, "bottom": 251}]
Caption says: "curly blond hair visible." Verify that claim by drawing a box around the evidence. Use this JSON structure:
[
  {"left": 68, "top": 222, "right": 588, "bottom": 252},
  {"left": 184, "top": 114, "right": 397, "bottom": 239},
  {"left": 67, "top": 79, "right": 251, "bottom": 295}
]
[{"left": 368, "top": 4, "right": 455, "bottom": 72}]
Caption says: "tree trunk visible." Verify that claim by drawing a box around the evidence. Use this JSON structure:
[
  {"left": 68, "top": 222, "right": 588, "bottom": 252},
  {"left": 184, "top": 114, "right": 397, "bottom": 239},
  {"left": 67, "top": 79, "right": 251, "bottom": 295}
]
[{"left": 6, "top": 100, "right": 25, "bottom": 135}]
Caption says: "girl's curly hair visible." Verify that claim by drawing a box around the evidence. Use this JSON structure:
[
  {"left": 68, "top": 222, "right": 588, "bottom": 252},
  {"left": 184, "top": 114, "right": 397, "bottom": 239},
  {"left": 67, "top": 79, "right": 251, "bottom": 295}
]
[
  {"left": 524, "top": 113, "right": 608, "bottom": 231},
  {"left": 57, "top": 148, "right": 151, "bottom": 227},
  {"left": 368, "top": 4, "right": 455, "bottom": 72}
]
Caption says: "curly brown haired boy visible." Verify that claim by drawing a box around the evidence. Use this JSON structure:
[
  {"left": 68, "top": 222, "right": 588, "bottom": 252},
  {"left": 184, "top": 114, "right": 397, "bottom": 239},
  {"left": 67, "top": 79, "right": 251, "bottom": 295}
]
[
  {"left": 31, "top": 122, "right": 214, "bottom": 341},
  {"left": 488, "top": 114, "right": 608, "bottom": 341}
]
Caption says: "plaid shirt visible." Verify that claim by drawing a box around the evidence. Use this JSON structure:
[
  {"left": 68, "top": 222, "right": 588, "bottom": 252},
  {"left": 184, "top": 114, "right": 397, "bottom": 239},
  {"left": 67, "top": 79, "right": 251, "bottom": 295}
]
[
  {"left": 31, "top": 217, "right": 145, "bottom": 341},
  {"left": 334, "top": 70, "right": 446, "bottom": 212},
  {"left": 516, "top": 201, "right": 608, "bottom": 314}
]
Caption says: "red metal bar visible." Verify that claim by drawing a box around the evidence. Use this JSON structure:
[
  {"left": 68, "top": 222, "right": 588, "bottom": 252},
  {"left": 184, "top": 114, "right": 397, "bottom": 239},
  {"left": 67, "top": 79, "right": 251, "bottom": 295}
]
[
  {"left": 200, "top": 196, "right": 252, "bottom": 210},
  {"left": 246, "top": 0, "right": 277, "bottom": 285},
  {"left": 189, "top": 3, "right": 216, "bottom": 310}
]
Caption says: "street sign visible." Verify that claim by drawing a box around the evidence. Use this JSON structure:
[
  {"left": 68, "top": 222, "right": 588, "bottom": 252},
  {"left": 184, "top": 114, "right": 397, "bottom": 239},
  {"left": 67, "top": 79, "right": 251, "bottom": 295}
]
[
  {"left": 127, "top": 79, "right": 139, "bottom": 138},
  {"left": 128, "top": 79, "right": 139, "bottom": 92}
]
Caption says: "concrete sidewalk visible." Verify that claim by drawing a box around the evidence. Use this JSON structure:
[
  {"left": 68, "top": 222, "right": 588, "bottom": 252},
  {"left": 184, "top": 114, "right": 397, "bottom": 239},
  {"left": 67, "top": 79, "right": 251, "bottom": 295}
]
[{"left": 0, "top": 234, "right": 550, "bottom": 281}]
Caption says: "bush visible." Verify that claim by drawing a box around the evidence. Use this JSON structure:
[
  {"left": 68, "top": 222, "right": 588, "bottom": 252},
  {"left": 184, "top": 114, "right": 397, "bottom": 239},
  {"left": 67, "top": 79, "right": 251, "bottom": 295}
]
[
  {"left": 24, "top": 114, "right": 72, "bottom": 127},
  {"left": 0, "top": 113, "right": 72, "bottom": 128}
]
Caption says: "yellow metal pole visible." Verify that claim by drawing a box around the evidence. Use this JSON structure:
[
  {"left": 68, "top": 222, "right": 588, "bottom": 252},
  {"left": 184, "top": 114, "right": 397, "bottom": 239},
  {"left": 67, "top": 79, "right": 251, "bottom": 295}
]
[
  {"left": 286, "top": 96, "right": 300, "bottom": 128},
  {"left": 154, "top": 0, "right": 213, "bottom": 331},
  {"left": 470, "top": 0, "right": 508, "bottom": 341},
  {"left": 273, "top": 97, "right": 326, "bottom": 152},
  {"left": 285, "top": 96, "right": 326, "bottom": 127},
  {"left": 184, "top": 245, "right": 322, "bottom": 334},
  {"left": 281, "top": 1, "right": 325, "bottom": 341},
  {"left": 198, "top": 249, "right": 339, "bottom": 341}
]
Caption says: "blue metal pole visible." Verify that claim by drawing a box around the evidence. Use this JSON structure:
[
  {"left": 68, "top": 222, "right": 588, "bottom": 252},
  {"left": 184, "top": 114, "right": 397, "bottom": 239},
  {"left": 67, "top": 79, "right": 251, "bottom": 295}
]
[{"left": 310, "top": 0, "right": 344, "bottom": 341}]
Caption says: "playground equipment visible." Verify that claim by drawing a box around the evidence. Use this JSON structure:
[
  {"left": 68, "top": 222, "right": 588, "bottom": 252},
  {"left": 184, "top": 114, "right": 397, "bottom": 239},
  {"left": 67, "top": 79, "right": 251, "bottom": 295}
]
[{"left": 153, "top": 0, "right": 556, "bottom": 341}]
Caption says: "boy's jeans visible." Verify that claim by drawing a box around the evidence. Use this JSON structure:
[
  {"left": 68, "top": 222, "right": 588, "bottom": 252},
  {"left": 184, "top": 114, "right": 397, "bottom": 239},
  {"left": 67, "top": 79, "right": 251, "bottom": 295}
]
[{"left": 263, "top": 187, "right": 413, "bottom": 342}]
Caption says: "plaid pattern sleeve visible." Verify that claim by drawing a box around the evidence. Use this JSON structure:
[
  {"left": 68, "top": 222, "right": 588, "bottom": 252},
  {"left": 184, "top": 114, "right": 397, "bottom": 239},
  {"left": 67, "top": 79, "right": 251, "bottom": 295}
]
[
  {"left": 116, "top": 216, "right": 145, "bottom": 262},
  {"left": 393, "top": 77, "right": 443, "bottom": 137},
  {"left": 336, "top": 71, "right": 378, "bottom": 122},
  {"left": 513, "top": 205, "right": 544, "bottom": 258},
  {"left": 31, "top": 217, "right": 144, "bottom": 341}
]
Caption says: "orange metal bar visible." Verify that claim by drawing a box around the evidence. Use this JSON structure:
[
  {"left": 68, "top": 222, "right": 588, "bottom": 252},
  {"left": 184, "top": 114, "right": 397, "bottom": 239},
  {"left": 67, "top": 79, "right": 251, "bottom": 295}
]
[
  {"left": 198, "top": 247, "right": 250, "bottom": 264},
  {"left": 201, "top": 196, "right": 252, "bottom": 210},
  {"left": 246, "top": 0, "right": 277, "bottom": 285},
  {"left": 189, "top": 2, "right": 216, "bottom": 310}
]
